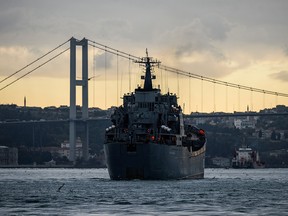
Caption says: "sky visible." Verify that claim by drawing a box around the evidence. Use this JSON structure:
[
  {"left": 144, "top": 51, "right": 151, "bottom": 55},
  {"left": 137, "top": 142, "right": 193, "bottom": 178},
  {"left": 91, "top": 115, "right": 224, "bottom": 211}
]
[{"left": 0, "top": 0, "right": 288, "bottom": 113}]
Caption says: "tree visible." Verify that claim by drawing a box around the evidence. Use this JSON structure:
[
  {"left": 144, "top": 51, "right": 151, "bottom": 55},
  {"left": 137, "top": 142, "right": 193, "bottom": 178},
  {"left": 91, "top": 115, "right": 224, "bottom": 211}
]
[
  {"left": 271, "top": 130, "right": 276, "bottom": 140},
  {"left": 258, "top": 130, "right": 263, "bottom": 138}
]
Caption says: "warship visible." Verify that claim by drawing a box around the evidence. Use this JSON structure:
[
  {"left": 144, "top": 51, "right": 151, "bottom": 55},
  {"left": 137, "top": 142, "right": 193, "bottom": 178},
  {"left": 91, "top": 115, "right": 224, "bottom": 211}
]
[{"left": 104, "top": 51, "right": 206, "bottom": 180}]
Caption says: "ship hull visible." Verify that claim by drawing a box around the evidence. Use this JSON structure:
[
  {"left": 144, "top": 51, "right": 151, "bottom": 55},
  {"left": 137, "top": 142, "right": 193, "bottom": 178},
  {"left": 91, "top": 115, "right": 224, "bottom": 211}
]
[
  {"left": 104, "top": 142, "right": 205, "bottom": 180},
  {"left": 231, "top": 161, "right": 265, "bottom": 169}
]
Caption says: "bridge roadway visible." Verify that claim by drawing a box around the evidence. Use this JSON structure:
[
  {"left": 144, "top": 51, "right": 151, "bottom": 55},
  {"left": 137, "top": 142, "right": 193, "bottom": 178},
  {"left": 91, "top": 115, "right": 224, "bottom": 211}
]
[
  {"left": 0, "top": 117, "right": 110, "bottom": 125},
  {"left": 187, "top": 112, "right": 288, "bottom": 118},
  {"left": 0, "top": 112, "right": 287, "bottom": 125}
]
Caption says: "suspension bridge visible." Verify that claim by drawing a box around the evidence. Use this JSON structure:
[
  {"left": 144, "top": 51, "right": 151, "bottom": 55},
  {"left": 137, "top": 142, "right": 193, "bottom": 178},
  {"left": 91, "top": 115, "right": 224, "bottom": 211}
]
[{"left": 1, "top": 37, "right": 288, "bottom": 163}]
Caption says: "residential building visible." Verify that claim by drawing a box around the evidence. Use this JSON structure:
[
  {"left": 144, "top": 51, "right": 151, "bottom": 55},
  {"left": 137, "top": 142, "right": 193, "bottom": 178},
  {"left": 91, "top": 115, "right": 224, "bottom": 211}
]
[
  {"left": 59, "top": 137, "right": 83, "bottom": 160},
  {"left": 0, "top": 146, "right": 18, "bottom": 165}
]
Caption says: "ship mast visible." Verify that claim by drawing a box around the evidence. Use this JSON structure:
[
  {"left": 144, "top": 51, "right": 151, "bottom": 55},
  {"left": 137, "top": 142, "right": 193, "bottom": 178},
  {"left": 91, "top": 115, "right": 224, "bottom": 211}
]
[{"left": 135, "top": 49, "right": 160, "bottom": 91}]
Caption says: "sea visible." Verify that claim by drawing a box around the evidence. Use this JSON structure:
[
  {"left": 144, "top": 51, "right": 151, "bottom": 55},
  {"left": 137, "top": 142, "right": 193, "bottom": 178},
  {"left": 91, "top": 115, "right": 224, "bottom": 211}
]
[{"left": 0, "top": 168, "right": 287, "bottom": 216}]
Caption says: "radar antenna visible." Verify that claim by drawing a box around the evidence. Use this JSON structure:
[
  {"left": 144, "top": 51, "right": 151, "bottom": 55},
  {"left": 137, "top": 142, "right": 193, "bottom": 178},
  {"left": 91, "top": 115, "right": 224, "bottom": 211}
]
[{"left": 135, "top": 50, "right": 161, "bottom": 91}]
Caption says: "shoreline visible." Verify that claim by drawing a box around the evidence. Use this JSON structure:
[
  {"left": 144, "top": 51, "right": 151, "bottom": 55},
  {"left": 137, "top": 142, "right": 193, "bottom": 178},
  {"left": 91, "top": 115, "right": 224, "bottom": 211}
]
[{"left": 0, "top": 165, "right": 107, "bottom": 168}]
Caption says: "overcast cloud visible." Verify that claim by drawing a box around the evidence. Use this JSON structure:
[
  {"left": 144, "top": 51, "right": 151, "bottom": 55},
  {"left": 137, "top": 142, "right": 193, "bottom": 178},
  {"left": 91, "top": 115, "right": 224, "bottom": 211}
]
[
  {"left": 270, "top": 71, "right": 288, "bottom": 82},
  {"left": 1, "top": 0, "right": 288, "bottom": 80},
  {"left": 1, "top": 0, "right": 288, "bottom": 109}
]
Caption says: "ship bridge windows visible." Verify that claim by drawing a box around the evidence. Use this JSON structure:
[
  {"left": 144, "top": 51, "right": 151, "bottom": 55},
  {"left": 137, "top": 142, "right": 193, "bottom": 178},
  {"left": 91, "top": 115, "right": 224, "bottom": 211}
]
[
  {"left": 161, "top": 97, "right": 167, "bottom": 103},
  {"left": 137, "top": 102, "right": 154, "bottom": 111}
]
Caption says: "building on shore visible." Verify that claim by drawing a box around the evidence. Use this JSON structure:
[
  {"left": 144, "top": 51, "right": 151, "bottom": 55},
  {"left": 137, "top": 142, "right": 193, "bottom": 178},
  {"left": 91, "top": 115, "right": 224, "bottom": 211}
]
[
  {"left": 59, "top": 137, "right": 83, "bottom": 160},
  {"left": 0, "top": 146, "right": 18, "bottom": 165}
]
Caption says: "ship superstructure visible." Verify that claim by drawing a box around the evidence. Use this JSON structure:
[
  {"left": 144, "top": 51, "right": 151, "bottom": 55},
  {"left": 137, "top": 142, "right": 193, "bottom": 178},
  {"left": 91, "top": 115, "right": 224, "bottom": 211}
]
[
  {"left": 231, "top": 147, "right": 265, "bottom": 169},
  {"left": 104, "top": 52, "right": 206, "bottom": 180}
]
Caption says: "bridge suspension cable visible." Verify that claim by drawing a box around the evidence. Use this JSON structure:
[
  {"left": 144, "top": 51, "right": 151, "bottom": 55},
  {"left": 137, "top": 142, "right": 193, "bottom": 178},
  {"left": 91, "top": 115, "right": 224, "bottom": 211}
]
[
  {"left": 87, "top": 39, "right": 140, "bottom": 62},
  {"left": 88, "top": 38, "right": 288, "bottom": 99},
  {"left": 2, "top": 37, "right": 288, "bottom": 102},
  {"left": 0, "top": 47, "right": 70, "bottom": 91},
  {"left": 0, "top": 40, "right": 70, "bottom": 85},
  {"left": 159, "top": 65, "right": 288, "bottom": 98}
]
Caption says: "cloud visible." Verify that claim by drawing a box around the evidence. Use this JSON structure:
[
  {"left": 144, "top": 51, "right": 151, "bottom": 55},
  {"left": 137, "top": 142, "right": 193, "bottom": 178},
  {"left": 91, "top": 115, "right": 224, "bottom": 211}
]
[
  {"left": 284, "top": 45, "right": 288, "bottom": 56},
  {"left": 163, "top": 16, "right": 233, "bottom": 60},
  {"left": 0, "top": 45, "right": 70, "bottom": 80},
  {"left": 94, "top": 52, "right": 114, "bottom": 70},
  {"left": 157, "top": 18, "right": 233, "bottom": 78},
  {"left": 96, "top": 19, "right": 132, "bottom": 41},
  {"left": 270, "top": 71, "right": 288, "bottom": 82},
  {"left": 1, "top": 1, "right": 288, "bottom": 80},
  {"left": 169, "top": 18, "right": 231, "bottom": 59}
]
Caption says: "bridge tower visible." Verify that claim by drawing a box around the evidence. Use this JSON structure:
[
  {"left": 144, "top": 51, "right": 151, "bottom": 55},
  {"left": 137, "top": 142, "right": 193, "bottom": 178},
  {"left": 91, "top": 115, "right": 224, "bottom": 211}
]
[{"left": 69, "top": 37, "right": 89, "bottom": 163}]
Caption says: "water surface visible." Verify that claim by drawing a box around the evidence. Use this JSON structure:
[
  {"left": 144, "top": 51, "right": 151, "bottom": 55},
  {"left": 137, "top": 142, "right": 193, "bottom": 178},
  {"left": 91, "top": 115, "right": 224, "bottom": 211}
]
[{"left": 0, "top": 168, "right": 287, "bottom": 215}]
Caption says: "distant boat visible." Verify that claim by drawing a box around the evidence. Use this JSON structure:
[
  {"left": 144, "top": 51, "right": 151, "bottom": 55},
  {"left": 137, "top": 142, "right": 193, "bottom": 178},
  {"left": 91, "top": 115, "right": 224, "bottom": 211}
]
[
  {"left": 231, "top": 147, "right": 265, "bottom": 169},
  {"left": 104, "top": 51, "right": 206, "bottom": 180}
]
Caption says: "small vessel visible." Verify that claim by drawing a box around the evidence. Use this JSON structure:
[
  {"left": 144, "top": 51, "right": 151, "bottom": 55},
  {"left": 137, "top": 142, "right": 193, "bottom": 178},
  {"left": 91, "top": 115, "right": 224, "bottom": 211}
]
[
  {"left": 104, "top": 51, "right": 206, "bottom": 180},
  {"left": 231, "top": 147, "right": 265, "bottom": 169}
]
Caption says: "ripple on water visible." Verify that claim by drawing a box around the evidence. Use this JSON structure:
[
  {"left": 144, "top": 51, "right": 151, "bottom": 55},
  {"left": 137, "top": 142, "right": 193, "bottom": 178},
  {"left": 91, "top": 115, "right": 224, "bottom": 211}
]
[{"left": 1, "top": 168, "right": 288, "bottom": 215}]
